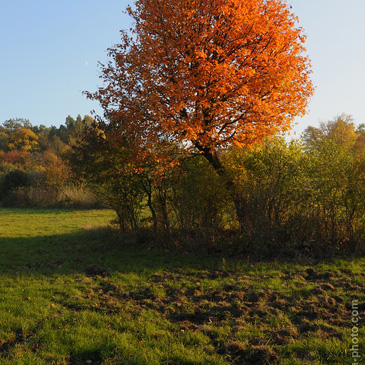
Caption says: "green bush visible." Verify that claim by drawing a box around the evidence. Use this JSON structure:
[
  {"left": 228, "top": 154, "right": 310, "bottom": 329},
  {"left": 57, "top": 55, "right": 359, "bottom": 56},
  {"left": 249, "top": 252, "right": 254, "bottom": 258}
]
[
  {"left": 169, "top": 156, "right": 232, "bottom": 245},
  {"left": 224, "top": 138, "right": 307, "bottom": 252},
  {"left": 68, "top": 117, "right": 364, "bottom": 256},
  {"left": 0, "top": 169, "right": 33, "bottom": 203},
  {"left": 222, "top": 119, "right": 365, "bottom": 255}
]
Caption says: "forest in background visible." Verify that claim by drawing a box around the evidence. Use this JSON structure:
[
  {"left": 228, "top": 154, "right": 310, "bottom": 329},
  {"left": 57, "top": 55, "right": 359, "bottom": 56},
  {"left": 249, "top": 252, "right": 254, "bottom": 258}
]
[
  {"left": 0, "top": 114, "right": 364, "bottom": 258},
  {"left": 0, "top": 116, "right": 100, "bottom": 209}
]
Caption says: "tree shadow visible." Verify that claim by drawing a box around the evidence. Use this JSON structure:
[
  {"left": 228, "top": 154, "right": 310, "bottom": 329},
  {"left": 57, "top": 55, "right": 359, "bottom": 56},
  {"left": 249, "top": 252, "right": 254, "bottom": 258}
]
[
  {"left": 0, "top": 227, "right": 224, "bottom": 277},
  {"left": 0, "top": 224, "right": 362, "bottom": 278}
]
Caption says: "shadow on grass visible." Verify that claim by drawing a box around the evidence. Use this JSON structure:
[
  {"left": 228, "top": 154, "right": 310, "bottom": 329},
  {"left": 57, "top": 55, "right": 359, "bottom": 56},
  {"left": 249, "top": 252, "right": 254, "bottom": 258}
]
[
  {"left": 1, "top": 224, "right": 363, "bottom": 278},
  {"left": 0, "top": 227, "right": 226, "bottom": 277}
]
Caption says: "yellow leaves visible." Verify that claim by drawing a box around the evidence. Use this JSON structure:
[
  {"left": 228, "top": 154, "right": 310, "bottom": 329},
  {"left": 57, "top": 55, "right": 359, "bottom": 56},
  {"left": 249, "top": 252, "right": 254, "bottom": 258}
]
[{"left": 7, "top": 128, "right": 39, "bottom": 152}]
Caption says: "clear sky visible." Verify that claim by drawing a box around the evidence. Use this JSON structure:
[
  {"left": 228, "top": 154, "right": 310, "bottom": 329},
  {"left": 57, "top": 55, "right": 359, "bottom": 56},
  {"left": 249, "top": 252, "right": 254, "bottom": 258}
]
[
  {"left": 1, "top": 0, "right": 365, "bottom": 134},
  {"left": 288, "top": 0, "right": 365, "bottom": 135}
]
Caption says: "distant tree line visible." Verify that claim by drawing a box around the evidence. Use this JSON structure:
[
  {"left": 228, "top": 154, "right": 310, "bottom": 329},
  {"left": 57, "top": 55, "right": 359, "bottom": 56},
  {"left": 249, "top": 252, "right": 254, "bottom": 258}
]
[{"left": 0, "top": 116, "right": 99, "bottom": 208}]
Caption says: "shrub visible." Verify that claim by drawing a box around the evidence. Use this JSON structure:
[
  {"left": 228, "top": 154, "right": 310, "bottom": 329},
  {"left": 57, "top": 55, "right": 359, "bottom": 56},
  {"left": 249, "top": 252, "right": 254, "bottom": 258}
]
[
  {"left": 0, "top": 169, "right": 33, "bottom": 201},
  {"left": 67, "top": 116, "right": 364, "bottom": 256},
  {"left": 224, "top": 138, "right": 307, "bottom": 252},
  {"left": 169, "top": 156, "right": 232, "bottom": 245},
  {"left": 224, "top": 131, "right": 365, "bottom": 255}
]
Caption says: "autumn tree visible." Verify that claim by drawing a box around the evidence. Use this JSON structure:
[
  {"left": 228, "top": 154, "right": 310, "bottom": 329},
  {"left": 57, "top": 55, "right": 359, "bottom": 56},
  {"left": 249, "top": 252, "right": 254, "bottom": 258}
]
[
  {"left": 303, "top": 114, "right": 358, "bottom": 152},
  {"left": 7, "top": 128, "right": 39, "bottom": 152},
  {"left": 87, "top": 0, "right": 313, "bottom": 225}
]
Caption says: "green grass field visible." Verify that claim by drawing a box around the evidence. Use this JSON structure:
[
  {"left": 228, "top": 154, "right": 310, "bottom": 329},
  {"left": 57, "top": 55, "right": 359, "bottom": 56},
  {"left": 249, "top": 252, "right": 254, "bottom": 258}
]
[{"left": 0, "top": 208, "right": 363, "bottom": 364}]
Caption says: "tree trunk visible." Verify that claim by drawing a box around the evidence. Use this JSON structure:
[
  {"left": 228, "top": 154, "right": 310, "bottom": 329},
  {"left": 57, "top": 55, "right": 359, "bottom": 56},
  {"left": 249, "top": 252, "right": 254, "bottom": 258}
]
[
  {"left": 147, "top": 196, "right": 158, "bottom": 234},
  {"left": 157, "top": 186, "right": 171, "bottom": 235},
  {"left": 195, "top": 143, "right": 246, "bottom": 229},
  {"left": 142, "top": 178, "right": 158, "bottom": 234}
]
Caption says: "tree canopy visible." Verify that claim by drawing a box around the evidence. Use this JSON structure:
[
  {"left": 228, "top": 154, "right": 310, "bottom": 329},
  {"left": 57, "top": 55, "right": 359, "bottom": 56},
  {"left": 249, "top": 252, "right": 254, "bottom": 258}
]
[{"left": 88, "top": 0, "right": 313, "bottom": 164}]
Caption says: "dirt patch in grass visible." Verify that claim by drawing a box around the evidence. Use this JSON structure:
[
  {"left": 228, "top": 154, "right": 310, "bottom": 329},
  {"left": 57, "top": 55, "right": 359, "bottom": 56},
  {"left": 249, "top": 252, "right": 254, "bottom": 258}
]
[
  {"left": 48, "top": 267, "right": 365, "bottom": 363},
  {"left": 0, "top": 329, "right": 32, "bottom": 355},
  {"left": 221, "top": 342, "right": 279, "bottom": 364}
]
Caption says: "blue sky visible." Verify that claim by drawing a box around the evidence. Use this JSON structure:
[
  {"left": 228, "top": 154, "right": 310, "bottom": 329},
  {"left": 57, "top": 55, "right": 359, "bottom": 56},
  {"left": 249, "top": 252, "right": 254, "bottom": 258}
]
[
  {"left": 1, "top": 0, "right": 364, "bottom": 135},
  {"left": 288, "top": 0, "right": 365, "bottom": 135}
]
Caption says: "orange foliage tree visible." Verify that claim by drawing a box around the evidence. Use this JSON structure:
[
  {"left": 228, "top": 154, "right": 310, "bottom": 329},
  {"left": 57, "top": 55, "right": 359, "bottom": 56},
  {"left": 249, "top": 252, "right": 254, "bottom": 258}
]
[{"left": 87, "top": 0, "right": 313, "bottom": 224}]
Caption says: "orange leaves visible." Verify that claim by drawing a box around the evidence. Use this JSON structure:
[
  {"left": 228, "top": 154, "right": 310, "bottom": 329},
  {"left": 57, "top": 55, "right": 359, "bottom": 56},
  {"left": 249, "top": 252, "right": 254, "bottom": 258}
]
[
  {"left": 194, "top": 51, "right": 207, "bottom": 60},
  {"left": 89, "top": 0, "right": 313, "bottom": 157}
]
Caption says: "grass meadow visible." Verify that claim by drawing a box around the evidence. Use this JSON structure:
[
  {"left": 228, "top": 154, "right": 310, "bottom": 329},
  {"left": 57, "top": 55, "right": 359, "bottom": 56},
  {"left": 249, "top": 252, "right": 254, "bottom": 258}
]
[{"left": 0, "top": 208, "right": 363, "bottom": 364}]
